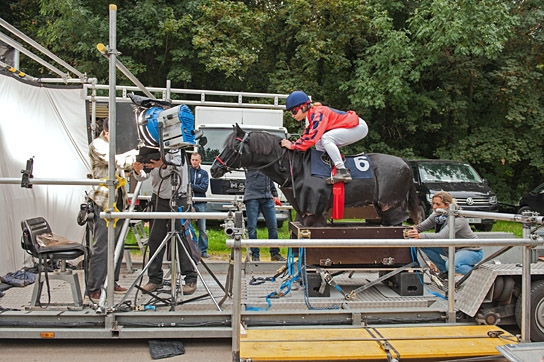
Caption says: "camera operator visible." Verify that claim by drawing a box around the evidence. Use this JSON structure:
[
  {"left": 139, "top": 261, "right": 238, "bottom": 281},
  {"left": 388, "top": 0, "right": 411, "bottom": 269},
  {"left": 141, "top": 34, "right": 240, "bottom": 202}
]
[
  {"left": 133, "top": 151, "right": 199, "bottom": 295},
  {"left": 86, "top": 118, "right": 137, "bottom": 300}
]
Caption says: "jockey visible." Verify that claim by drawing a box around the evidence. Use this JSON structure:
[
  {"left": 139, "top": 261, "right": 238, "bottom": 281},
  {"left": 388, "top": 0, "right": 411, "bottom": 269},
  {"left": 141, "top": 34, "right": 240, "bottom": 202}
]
[{"left": 280, "top": 91, "right": 368, "bottom": 184}]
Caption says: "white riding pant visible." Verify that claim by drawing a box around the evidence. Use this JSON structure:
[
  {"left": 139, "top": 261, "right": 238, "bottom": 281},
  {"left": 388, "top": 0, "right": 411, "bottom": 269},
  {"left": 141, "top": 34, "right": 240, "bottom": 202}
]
[{"left": 315, "top": 117, "right": 368, "bottom": 168}]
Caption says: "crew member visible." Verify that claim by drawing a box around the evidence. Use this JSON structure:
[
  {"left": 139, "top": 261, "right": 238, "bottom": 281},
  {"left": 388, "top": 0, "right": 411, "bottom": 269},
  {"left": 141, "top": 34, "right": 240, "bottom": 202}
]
[
  {"left": 133, "top": 152, "right": 199, "bottom": 295},
  {"left": 190, "top": 152, "right": 210, "bottom": 258},
  {"left": 86, "top": 118, "right": 136, "bottom": 300},
  {"left": 407, "top": 191, "right": 483, "bottom": 277}
]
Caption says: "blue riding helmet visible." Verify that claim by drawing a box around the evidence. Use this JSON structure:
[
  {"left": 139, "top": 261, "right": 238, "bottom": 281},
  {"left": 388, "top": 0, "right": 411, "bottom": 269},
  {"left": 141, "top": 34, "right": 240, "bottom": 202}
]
[{"left": 286, "top": 91, "right": 310, "bottom": 110}]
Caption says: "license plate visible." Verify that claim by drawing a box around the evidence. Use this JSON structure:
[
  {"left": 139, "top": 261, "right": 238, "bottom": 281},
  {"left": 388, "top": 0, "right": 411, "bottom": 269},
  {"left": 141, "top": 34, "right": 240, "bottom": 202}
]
[{"left": 466, "top": 218, "right": 482, "bottom": 224}]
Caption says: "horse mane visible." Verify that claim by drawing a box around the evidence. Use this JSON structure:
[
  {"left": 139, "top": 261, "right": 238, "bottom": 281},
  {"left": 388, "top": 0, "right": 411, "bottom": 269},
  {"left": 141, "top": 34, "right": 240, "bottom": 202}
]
[{"left": 225, "top": 131, "right": 283, "bottom": 158}]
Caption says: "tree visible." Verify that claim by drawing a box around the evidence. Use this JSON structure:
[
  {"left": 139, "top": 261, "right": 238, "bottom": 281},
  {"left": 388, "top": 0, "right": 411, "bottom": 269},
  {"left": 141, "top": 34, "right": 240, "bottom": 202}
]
[{"left": 3, "top": 0, "right": 544, "bottom": 203}]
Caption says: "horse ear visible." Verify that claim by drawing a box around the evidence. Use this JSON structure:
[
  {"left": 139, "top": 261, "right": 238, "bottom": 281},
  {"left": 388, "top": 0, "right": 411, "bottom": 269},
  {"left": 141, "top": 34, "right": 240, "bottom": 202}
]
[{"left": 234, "top": 123, "right": 245, "bottom": 137}]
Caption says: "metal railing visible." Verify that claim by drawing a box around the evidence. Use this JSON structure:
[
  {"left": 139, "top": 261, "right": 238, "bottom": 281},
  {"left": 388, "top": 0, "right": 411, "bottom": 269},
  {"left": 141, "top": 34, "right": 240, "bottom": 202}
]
[
  {"left": 83, "top": 83, "right": 288, "bottom": 109},
  {"left": 223, "top": 208, "right": 544, "bottom": 357}
]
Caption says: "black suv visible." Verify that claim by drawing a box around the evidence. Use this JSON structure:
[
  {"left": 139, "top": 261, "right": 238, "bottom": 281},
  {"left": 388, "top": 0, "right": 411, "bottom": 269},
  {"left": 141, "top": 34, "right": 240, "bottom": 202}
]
[
  {"left": 408, "top": 159, "right": 498, "bottom": 231},
  {"left": 517, "top": 182, "right": 544, "bottom": 215}
]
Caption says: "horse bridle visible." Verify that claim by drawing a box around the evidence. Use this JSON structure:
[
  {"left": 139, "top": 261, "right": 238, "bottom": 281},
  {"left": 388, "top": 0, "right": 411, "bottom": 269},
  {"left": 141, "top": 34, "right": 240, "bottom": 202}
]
[
  {"left": 213, "top": 134, "right": 248, "bottom": 172},
  {"left": 214, "top": 132, "right": 288, "bottom": 173}
]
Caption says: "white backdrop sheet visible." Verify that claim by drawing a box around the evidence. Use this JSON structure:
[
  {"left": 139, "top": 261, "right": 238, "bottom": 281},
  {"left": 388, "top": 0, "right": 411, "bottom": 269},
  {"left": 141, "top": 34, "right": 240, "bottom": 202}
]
[{"left": 0, "top": 73, "right": 91, "bottom": 276}]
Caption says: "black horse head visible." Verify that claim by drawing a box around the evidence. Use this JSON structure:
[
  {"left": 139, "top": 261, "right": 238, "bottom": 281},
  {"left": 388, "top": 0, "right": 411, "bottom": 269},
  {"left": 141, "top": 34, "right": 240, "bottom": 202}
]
[
  {"left": 210, "top": 125, "right": 244, "bottom": 178},
  {"left": 210, "top": 124, "right": 287, "bottom": 180}
]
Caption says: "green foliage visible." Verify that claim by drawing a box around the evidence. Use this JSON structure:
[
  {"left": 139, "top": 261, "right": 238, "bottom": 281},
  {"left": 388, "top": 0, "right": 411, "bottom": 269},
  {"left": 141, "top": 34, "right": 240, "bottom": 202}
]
[
  {"left": 125, "top": 220, "right": 524, "bottom": 259},
  {"left": 125, "top": 221, "right": 290, "bottom": 259},
  {"left": 3, "top": 0, "right": 544, "bottom": 204},
  {"left": 192, "top": 0, "right": 265, "bottom": 78},
  {"left": 492, "top": 220, "right": 522, "bottom": 238},
  {"left": 205, "top": 222, "right": 290, "bottom": 258}
]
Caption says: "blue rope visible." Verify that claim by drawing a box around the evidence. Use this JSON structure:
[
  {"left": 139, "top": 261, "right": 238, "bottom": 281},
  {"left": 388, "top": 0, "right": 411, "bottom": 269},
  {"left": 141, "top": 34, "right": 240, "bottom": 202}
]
[
  {"left": 301, "top": 248, "right": 340, "bottom": 310},
  {"left": 244, "top": 247, "right": 304, "bottom": 311}
]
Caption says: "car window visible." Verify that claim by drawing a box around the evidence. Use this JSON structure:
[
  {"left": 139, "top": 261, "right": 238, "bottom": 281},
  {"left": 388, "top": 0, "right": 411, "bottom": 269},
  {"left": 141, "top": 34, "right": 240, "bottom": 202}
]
[
  {"left": 531, "top": 183, "right": 544, "bottom": 194},
  {"left": 417, "top": 162, "right": 483, "bottom": 183}
]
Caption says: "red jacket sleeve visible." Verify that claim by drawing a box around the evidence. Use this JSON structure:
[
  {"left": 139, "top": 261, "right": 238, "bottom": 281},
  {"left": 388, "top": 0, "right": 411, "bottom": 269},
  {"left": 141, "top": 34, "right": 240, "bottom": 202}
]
[{"left": 291, "top": 106, "right": 359, "bottom": 151}]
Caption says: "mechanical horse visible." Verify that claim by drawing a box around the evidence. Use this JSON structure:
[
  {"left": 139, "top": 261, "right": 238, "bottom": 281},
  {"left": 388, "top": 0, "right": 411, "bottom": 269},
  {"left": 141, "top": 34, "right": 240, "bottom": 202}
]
[{"left": 210, "top": 124, "right": 420, "bottom": 227}]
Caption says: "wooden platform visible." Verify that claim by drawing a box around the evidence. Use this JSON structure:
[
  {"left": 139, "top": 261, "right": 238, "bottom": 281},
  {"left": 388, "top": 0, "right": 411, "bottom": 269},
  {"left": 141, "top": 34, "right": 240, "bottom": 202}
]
[{"left": 240, "top": 325, "right": 518, "bottom": 361}]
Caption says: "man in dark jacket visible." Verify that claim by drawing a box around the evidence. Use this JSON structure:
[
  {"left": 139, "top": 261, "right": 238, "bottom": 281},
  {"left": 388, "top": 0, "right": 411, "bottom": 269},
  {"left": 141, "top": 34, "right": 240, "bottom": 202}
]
[
  {"left": 243, "top": 170, "right": 285, "bottom": 262},
  {"left": 190, "top": 153, "right": 210, "bottom": 258}
]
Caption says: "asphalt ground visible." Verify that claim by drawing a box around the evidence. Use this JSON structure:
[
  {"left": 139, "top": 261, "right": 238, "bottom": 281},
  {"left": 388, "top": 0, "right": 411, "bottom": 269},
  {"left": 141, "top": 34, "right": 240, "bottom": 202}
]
[{"left": 0, "top": 338, "right": 233, "bottom": 362}]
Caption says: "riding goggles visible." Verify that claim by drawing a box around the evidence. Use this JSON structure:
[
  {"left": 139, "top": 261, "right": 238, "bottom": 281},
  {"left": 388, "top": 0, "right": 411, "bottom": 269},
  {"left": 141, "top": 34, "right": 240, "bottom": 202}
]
[{"left": 289, "top": 103, "right": 306, "bottom": 115}]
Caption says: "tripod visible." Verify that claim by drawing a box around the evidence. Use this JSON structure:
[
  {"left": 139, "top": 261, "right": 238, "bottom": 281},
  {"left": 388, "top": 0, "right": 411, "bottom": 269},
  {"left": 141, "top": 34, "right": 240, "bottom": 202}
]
[
  {"left": 130, "top": 220, "right": 220, "bottom": 311},
  {"left": 117, "top": 153, "right": 220, "bottom": 311}
]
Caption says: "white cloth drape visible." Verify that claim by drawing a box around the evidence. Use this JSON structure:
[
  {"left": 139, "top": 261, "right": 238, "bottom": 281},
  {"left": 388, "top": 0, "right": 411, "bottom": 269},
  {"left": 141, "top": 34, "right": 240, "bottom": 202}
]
[{"left": 0, "top": 73, "right": 90, "bottom": 275}]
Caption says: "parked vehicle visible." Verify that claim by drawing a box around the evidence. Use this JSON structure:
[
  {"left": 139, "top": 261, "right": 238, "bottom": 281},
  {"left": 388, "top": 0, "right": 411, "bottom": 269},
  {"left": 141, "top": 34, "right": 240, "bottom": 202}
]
[
  {"left": 517, "top": 182, "right": 544, "bottom": 215},
  {"left": 408, "top": 159, "right": 498, "bottom": 231}
]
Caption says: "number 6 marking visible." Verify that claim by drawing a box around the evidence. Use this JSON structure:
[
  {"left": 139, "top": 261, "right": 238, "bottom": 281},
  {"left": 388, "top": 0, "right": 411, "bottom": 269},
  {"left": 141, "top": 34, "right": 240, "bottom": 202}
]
[{"left": 354, "top": 156, "right": 369, "bottom": 172}]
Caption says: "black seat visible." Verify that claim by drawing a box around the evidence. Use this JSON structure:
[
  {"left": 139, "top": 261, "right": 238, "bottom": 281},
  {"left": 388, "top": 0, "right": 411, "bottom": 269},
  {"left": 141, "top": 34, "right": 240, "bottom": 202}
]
[{"left": 21, "top": 217, "right": 86, "bottom": 307}]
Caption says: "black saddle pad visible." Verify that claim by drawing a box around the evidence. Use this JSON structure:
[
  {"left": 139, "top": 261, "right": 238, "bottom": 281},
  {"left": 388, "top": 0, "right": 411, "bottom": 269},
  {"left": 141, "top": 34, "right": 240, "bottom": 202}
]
[{"left": 310, "top": 149, "right": 373, "bottom": 179}]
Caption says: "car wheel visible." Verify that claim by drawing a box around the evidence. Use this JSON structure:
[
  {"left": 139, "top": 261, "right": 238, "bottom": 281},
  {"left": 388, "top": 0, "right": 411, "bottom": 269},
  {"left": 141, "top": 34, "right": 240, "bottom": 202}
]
[
  {"left": 515, "top": 279, "right": 544, "bottom": 342},
  {"left": 518, "top": 206, "right": 535, "bottom": 215},
  {"left": 419, "top": 205, "right": 427, "bottom": 221}
]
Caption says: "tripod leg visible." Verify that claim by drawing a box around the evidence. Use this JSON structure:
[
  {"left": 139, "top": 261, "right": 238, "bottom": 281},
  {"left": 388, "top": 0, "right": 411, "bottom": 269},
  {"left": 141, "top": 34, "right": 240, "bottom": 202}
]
[
  {"left": 169, "top": 230, "right": 177, "bottom": 310},
  {"left": 174, "top": 233, "right": 222, "bottom": 311},
  {"left": 199, "top": 258, "right": 226, "bottom": 292},
  {"left": 114, "top": 233, "right": 172, "bottom": 309}
]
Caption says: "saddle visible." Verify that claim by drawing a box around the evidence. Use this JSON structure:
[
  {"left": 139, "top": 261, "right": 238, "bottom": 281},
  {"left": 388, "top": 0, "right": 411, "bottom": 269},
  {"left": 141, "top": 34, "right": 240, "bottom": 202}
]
[{"left": 310, "top": 150, "right": 373, "bottom": 179}]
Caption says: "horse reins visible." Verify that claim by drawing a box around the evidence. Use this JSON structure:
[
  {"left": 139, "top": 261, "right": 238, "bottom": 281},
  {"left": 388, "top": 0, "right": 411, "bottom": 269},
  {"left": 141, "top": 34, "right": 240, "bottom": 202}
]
[
  {"left": 252, "top": 148, "right": 287, "bottom": 171},
  {"left": 214, "top": 154, "right": 241, "bottom": 173},
  {"left": 215, "top": 132, "right": 288, "bottom": 173},
  {"left": 284, "top": 151, "right": 296, "bottom": 199},
  {"left": 213, "top": 135, "right": 246, "bottom": 172}
]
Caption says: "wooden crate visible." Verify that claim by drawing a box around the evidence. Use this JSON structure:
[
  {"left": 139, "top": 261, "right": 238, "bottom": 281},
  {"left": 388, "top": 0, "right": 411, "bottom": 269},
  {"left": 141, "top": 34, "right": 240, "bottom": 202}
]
[{"left": 288, "top": 222, "right": 413, "bottom": 267}]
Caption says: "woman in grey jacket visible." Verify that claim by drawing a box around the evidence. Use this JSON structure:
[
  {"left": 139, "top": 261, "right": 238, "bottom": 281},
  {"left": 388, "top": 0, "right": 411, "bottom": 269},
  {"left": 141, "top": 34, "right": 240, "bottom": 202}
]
[{"left": 407, "top": 191, "right": 483, "bottom": 276}]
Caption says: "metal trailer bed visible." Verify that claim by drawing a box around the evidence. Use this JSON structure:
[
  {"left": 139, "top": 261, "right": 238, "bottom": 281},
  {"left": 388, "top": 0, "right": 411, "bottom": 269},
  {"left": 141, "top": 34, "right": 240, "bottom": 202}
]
[
  {"left": 0, "top": 222, "right": 459, "bottom": 340},
  {"left": 0, "top": 221, "right": 534, "bottom": 361}
]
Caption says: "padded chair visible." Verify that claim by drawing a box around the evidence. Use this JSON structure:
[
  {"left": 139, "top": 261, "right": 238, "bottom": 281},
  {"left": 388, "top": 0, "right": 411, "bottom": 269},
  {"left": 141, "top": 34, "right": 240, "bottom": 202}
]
[{"left": 21, "top": 217, "right": 86, "bottom": 307}]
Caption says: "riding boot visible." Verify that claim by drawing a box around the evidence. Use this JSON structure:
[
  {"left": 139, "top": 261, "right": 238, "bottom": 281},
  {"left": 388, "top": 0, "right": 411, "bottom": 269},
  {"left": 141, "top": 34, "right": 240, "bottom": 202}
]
[{"left": 326, "top": 168, "right": 352, "bottom": 184}]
